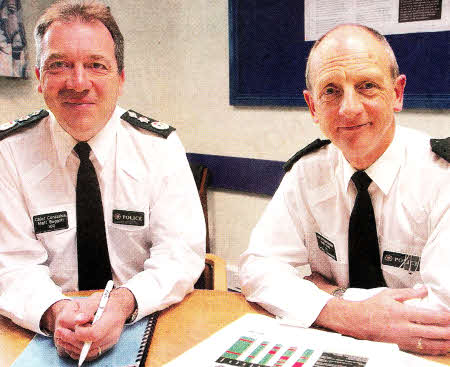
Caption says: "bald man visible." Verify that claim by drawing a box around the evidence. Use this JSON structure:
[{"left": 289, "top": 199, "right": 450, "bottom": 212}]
[{"left": 240, "top": 24, "right": 450, "bottom": 355}]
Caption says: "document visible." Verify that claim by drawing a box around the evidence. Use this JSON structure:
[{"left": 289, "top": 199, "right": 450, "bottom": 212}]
[
  {"left": 304, "top": 0, "right": 450, "bottom": 40},
  {"left": 163, "top": 313, "right": 444, "bottom": 367}
]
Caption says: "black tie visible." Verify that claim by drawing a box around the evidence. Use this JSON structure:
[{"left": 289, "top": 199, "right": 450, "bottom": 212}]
[
  {"left": 348, "top": 171, "right": 386, "bottom": 289},
  {"left": 74, "top": 142, "right": 112, "bottom": 290}
]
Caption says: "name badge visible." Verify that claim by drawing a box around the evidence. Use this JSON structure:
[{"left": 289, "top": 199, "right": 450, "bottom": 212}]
[
  {"left": 316, "top": 232, "right": 337, "bottom": 261},
  {"left": 382, "top": 251, "right": 421, "bottom": 272},
  {"left": 112, "top": 210, "right": 145, "bottom": 226},
  {"left": 33, "top": 211, "right": 69, "bottom": 234}
]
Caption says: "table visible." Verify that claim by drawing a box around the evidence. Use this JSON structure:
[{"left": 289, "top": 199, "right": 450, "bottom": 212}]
[{"left": 0, "top": 290, "right": 448, "bottom": 366}]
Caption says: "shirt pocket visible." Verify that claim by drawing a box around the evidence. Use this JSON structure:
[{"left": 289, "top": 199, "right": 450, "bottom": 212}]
[
  {"left": 30, "top": 204, "right": 76, "bottom": 238},
  {"left": 29, "top": 204, "right": 77, "bottom": 271},
  {"left": 107, "top": 206, "right": 151, "bottom": 271},
  {"left": 306, "top": 231, "right": 350, "bottom": 286},
  {"left": 380, "top": 235, "right": 424, "bottom": 288}
]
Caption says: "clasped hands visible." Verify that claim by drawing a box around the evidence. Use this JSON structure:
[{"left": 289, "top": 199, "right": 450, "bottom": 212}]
[
  {"left": 41, "top": 287, "right": 136, "bottom": 362},
  {"left": 306, "top": 272, "right": 450, "bottom": 356}
]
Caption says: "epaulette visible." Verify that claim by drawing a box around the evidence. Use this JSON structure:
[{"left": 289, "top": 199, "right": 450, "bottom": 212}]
[
  {"left": 430, "top": 137, "right": 449, "bottom": 163},
  {"left": 0, "top": 110, "right": 49, "bottom": 140},
  {"left": 121, "top": 110, "right": 175, "bottom": 138},
  {"left": 283, "top": 138, "right": 331, "bottom": 172}
]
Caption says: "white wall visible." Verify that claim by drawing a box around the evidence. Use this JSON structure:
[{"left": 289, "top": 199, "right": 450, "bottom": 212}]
[{"left": 1, "top": 1, "right": 448, "bottom": 267}]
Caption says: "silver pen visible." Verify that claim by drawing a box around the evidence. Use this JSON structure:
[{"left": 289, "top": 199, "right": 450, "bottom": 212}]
[{"left": 78, "top": 280, "right": 114, "bottom": 367}]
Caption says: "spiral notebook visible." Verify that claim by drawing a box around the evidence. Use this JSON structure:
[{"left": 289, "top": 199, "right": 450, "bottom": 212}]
[{"left": 11, "top": 311, "right": 159, "bottom": 367}]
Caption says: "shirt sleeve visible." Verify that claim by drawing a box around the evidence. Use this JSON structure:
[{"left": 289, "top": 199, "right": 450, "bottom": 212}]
[
  {"left": 121, "top": 133, "right": 206, "bottom": 322},
  {"left": 0, "top": 142, "right": 68, "bottom": 334},
  {"left": 417, "top": 170, "right": 450, "bottom": 311},
  {"left": 239, "top": 169, "right": 333, "bottom": 328}
]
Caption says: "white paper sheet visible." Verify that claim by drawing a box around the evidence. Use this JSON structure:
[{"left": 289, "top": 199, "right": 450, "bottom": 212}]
[
  {"left": 163, "top": 313, "right": 440, "bottom": 367},
  {"left": 304, "top": 0, "right": 450, "bottom": 40}
]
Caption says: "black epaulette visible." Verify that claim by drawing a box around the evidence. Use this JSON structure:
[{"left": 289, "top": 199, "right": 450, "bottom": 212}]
[
  {"left": 0, "top": 110, "right": 49, "bottom": 141},
  {"left": 430, "top": 137, "right": 449, "bottom": 163},
  {"left": 121, "top": 110, "right": 175, "bottom": 138},
  {"left": 283, "top": 138, "right": 331, "bottom": 172}
]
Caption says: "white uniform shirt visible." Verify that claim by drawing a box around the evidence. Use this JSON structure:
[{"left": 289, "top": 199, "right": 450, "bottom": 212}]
[
  {"left": 0, "top": 106, "right": 205, "bottom": 334},
  {"left": 240, "top": 125, "right": 450, "bottom": 327}
]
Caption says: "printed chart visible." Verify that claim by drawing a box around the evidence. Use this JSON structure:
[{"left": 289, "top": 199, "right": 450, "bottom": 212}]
[
  {"left": 163, "top": 314, "right": 404, "bottom": 367},
  {"left": 215, "top": 335, "right": 368, "bottom": 367}
]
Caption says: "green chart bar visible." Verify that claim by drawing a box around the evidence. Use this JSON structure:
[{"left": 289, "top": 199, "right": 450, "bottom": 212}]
[
  {"left": 219, "top": 336, "right": 256, "bottom": 360},
  {"left": 259, "top": 344, "right": 282, "bottom": 365},
  {"left": 274, "top": 346, "right": 297, "bottom": 367},
  {"left": 292, "top": 349, "right": 314, "bottom": 367},
  {"left": 245, "top": 341, "right": 269, "bottom": 362}
]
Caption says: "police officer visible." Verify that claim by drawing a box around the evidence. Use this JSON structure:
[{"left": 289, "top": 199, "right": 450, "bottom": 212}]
[
  {"left": 240, "top": 24, "right": 450, "bottom": 355},
  {"left": 0, "top": 0, "right": 205, "bottom": 362}
]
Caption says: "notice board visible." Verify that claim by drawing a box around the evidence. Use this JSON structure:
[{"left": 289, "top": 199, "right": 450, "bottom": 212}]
[{"left": 229, "top": 0, "right": 450, "bottom": 108}]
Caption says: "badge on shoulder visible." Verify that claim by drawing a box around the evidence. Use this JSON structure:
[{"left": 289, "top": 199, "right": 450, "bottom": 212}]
[{"left": 121, "top": 110, "right": 175, "bottom": 138}]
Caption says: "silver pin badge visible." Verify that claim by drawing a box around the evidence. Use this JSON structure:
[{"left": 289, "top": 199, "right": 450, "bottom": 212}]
[
  {"left": 0, "top": 120, "right": 18, "bottom": 131},
  {"left": 151, "top": 121, "right": 170, "bottom": 130}
]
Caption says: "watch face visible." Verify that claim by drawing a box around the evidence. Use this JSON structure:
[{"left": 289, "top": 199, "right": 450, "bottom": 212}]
[{"left": 332, "top": 287, "right": 347, "bottom": 298}]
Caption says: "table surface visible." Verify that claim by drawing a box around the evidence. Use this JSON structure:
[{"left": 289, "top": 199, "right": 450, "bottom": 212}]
[{"left": 0, "top": 290, "right": 448, "bottom": 366}]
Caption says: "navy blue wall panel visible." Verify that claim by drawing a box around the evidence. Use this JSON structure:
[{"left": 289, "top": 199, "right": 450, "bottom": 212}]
[
  {"left": 187, "top": 153, "right": 285, "bottom": 196},
  {"left": 229, "top": 0, "right": 450, "bottom": 109}
]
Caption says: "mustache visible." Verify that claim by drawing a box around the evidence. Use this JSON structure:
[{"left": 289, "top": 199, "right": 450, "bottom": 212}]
[{"left": 58, "top": 89, "right": 90, "bottom": 100}]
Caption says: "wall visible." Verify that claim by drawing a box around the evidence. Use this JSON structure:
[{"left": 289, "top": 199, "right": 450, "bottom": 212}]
[{"left": 1, "top": 0, "right": 448, "bottom": 268}]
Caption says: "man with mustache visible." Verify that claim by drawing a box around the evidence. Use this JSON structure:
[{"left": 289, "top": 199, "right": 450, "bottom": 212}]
[
  {"left": 0, "top": 0, "right": 205, "bottom": 362},
  {"left": 240, "top": 24, "right": 450, "bottom": 355}
]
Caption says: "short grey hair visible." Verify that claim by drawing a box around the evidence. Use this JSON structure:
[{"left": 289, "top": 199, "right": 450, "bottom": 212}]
[
  {"left": 34, "top": 0, "right": 124, "bottom": 73},
  {"left": 305, "top": 24, "right": 399, "bottom": 91}
]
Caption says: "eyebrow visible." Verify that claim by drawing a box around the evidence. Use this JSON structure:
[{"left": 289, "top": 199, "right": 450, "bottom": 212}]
[
  {"left": 43, "top": 53, "right": 110, "bottom": 65},
  {"left": 316, "top": 68, "right": 385, "bottom": 89}
]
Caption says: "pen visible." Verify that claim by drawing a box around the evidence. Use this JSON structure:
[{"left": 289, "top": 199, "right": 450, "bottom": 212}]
[{"left": 78, "top": 280, "right": 114, "bottom": 367}]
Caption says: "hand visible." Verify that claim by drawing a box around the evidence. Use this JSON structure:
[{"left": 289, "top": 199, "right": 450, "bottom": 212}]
[
  {"left": 40, "top": 299, "right": 92, "bottom": 359},
  {"left": 315, "top": 286, "right": 450, "bottom": 355},
  {"left": 66, "top": 287, "right": 136, "bottom": 361}
]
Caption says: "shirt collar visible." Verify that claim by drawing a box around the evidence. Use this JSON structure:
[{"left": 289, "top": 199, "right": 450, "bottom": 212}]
[
  {"left": 50, "top": 106, "right": 122, "bottom": 168},
  {"left": 343, "top": 125, "right": 403, "bottom": 195},
  {"left": 50, "top": 112, "right": 77, "bottom": 167},
  {"left": 88, "top": 107, "right": 123, "bottom": 168}
]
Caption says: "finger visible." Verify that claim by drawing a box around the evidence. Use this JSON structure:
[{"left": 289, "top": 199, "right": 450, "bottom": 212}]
[
  {"left": 56, "top": 338, "right": 82, "bottom": 356},
  {"left": 56, "top": 345, "right": 69, "bottom": 358},
  {"left": 56, "top": 302, "right": 81, "bottom": 330},
  {"left": 401, "top": 337, "right": 450, "bottom": 356},
  {"left": 406, "top": 321, "right": 450, "bottom": 341},
  {"left": 407, "top": 308, "right": 450, "bottom": 326},
  {"left": 74, "top": 309, "right": 114, "bottom": 342},
  {"left": 393, "top": 286, "right": 428, "bottom": 303},
  {"left": 84, "top": 342, "right": 113, "bottom": 361},
  {"left": 55, "top": 326, "right": 85, "bottom": 350}
]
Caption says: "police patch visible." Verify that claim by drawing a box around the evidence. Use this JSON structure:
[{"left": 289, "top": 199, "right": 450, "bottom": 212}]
[
  {"left": 112, "top": 210, "right": 145, "bottom": 226},
  {"left": 382, "top": 251, "right": 420, "bottom": 272}
]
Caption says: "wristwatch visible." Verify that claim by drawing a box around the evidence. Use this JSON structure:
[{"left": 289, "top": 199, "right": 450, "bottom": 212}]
[
  {"left": 332, "top": 287, "right": 347, "bottom": 298},
  {"left": 126, "top": 306, "right": 138, "bottom": 324}
]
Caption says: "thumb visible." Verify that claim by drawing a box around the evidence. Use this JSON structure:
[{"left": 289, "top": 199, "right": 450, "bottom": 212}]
[{"left": 394, "top": 284, "right": 428, "bottom": 303}]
